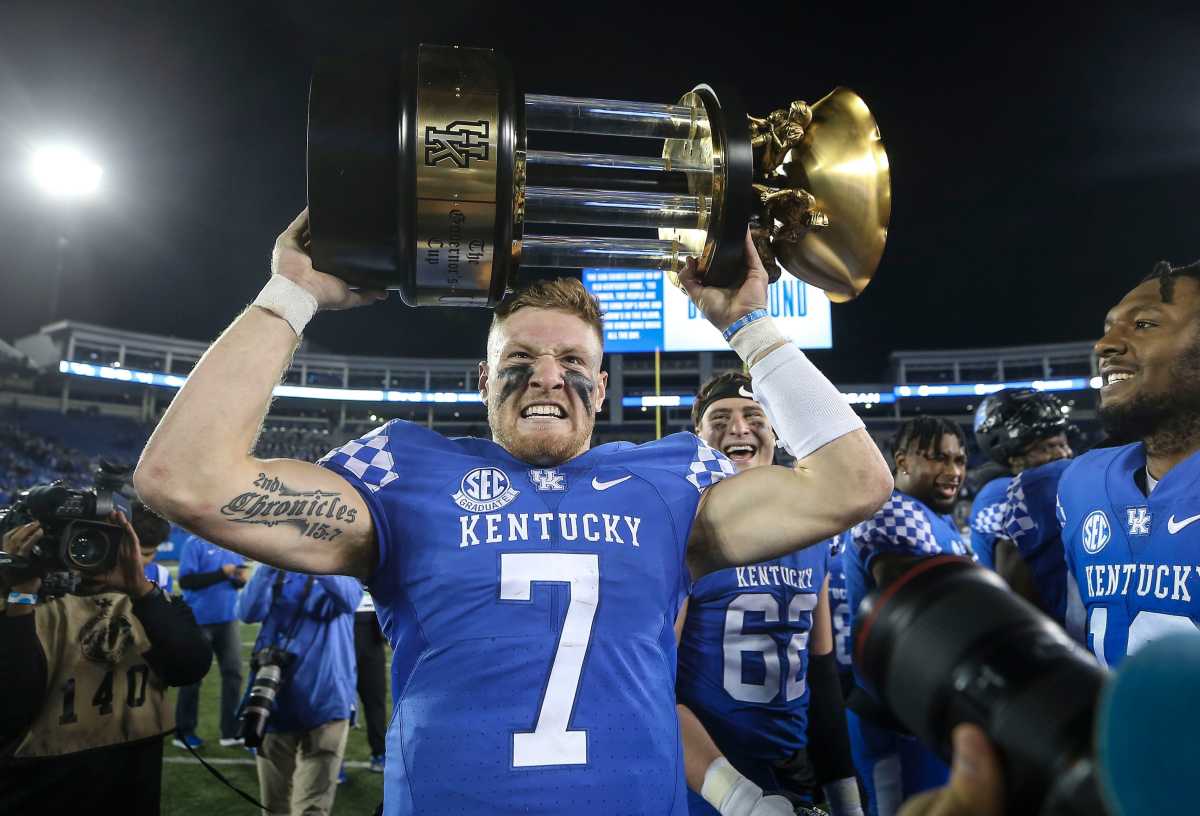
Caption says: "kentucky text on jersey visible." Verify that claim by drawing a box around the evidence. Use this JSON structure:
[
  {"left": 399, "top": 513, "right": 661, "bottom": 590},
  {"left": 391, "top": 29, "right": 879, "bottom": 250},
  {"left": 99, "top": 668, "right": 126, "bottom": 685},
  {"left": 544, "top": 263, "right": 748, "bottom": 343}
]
[
  {"left": 458, "top": 511, "right": 642, "bottom": 548},
  {"left": 1083, "top": 563, "right": 1195, "bottom": 601},
  {"left": 1057, "top": 443, "right": 1200, "bottom": 667},
  {"left": 733, "top": 564, "right": 814, "bottom": 590}
]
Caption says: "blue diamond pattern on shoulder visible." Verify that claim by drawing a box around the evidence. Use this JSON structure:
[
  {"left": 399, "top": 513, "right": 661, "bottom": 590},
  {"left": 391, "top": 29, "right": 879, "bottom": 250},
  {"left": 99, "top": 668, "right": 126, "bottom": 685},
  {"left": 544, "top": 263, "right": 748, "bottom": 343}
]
[
  {"left": 852, "top": 493, "right": 940, "bottom": 555},
  {"left": 971, "top": 501, "right": 1007, "bottom": 535},
  {"left": 1003, "top": 477, "right": 1037, "bottom": 539},
  {"left": 686, "top": 442, "right": 736, "bottom": 491},
  {"left": 318, "top": 426, "right": 398, "bottom": 494}
]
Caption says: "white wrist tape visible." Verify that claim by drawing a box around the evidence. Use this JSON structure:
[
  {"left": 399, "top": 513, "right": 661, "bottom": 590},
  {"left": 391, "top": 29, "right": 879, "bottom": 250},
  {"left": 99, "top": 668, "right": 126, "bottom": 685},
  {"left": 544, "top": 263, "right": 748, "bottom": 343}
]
[
  {"left": 729, "top": 315, "right": 787, "bottom": 364},
  {"left": 701, "top": 757, "right": 759, "bottom": 815},
  {"left": 823, "top": 777, "right": 865, "bottom": 816},
  {"left": 253, "top": 275, "right": 319, "bottom": 337},
  {"left": 750, "top": 342, "right": 864, "bottom": 461}
]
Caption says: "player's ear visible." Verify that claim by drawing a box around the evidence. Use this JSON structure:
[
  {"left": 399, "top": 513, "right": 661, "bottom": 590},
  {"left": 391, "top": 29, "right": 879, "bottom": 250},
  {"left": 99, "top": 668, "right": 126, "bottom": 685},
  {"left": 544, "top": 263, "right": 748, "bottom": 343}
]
[
  {"left": 478, "top": 360, "right": 489, "bottom": 401},
  {"left": 593, "top": 369, "right": 608, "bottom": 413}
]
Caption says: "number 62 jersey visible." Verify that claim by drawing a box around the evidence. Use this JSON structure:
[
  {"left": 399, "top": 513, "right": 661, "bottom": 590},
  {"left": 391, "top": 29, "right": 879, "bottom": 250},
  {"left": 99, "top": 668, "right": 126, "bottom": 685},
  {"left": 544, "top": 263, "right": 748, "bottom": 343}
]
[
  {"left": 320, "top": 420, "right": 736, "bottom": 816},
  {"left": 1057, "top": 442, "right": 1200, "bottom": 667}
]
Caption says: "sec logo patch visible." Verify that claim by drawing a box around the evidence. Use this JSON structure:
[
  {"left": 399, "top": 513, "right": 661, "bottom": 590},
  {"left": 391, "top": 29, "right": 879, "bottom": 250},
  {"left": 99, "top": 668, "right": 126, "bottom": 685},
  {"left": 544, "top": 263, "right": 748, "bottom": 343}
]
[
  {"left": 1081, "top": 510, "right": 1111, "bottom": 555},
  {"left": 453, "top": 467, "right": 519, "bottom": 513}
]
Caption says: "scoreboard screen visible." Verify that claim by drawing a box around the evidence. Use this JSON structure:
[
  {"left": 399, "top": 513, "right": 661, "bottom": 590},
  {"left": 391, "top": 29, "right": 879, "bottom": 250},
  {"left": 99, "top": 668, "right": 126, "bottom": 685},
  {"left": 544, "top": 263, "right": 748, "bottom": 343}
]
[{"left": 582, "top": 268, "right": 832, "bottom": 353}]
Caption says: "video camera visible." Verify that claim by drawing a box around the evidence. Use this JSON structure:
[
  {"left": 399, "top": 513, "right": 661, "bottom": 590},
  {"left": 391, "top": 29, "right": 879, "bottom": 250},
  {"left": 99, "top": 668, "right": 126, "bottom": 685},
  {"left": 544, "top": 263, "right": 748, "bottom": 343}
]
[{"left": 0, "top": 460, "right": 133, "bottom": 596}]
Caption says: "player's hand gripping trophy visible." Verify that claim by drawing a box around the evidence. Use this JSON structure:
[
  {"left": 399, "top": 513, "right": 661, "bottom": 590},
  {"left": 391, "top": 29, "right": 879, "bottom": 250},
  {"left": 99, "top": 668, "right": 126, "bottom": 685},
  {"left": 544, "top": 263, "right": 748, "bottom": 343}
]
[{"left": 304, "top": 44, "right": 891, "bottom": 306}]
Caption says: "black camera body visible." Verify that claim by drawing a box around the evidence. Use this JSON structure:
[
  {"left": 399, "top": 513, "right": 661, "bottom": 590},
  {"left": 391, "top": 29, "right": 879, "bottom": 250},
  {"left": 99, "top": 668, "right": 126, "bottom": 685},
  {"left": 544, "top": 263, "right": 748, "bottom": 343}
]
[
  {"left": 854, "top": 556, "right": 1109, "bottom": 816},
  {"left": 238, "top": 646, "right": 299, "bottom": 748},
  {"left": 0, "top": 460, "right": 132, "bottom": 595}
]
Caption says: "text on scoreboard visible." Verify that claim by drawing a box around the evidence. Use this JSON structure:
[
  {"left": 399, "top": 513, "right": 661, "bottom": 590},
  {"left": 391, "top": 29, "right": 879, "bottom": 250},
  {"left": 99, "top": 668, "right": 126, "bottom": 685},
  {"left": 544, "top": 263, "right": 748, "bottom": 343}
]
[{"left": 582, "top": 268, "right": 832, "bottom": 352}]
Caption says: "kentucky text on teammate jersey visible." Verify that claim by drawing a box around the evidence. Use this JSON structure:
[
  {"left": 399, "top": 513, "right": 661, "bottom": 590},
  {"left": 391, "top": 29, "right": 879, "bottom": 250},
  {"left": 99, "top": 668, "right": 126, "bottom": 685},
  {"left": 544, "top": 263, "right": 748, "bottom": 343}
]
[{"left": 1056, "top": 443, "right": 1200, "bottom": 667}]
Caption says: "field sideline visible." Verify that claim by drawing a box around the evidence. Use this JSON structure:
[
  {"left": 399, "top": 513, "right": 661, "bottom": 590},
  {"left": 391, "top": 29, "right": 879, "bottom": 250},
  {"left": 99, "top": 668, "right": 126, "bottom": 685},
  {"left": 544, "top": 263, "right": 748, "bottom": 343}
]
[{"left": 161, "top": 619, "right": 388, "bottom": 815}]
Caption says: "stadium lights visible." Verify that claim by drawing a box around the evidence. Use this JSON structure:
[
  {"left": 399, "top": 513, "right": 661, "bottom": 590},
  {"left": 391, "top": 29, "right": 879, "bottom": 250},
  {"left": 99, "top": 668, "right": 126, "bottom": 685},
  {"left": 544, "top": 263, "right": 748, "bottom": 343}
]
[{"left": 29, "top": 144, "right": 103, "bottom": 200}]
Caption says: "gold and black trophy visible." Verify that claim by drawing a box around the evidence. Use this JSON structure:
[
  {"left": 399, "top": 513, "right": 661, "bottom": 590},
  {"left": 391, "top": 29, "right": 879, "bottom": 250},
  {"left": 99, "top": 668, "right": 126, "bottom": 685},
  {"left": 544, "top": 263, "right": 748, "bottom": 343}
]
[{"left": 307, "top": 44, "right": 890, "bottom": 307}]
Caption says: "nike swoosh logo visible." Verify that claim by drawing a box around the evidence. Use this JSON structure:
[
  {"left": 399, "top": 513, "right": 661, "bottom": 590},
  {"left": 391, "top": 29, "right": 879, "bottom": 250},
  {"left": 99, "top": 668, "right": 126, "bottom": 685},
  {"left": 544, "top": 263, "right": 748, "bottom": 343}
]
[
  {"left": 1167, "top": 514, "right": 1200, "bottom": 534},
  {"left": 592, "top": 475, "right": 632, "bottom": 491},
  {"left": 738, "top": 386, "right": 755, "bottom": 399}
]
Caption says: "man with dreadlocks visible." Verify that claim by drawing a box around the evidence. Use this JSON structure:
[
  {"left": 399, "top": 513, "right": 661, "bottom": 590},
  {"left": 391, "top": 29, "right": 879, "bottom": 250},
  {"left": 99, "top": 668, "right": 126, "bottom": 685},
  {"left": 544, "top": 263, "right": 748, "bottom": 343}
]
[
  {"left": 842, "top": 417, "right": 973, "bottom": 816},
  {"left": 1010, "top": 261, "right": 1200, "bottom": 668}
]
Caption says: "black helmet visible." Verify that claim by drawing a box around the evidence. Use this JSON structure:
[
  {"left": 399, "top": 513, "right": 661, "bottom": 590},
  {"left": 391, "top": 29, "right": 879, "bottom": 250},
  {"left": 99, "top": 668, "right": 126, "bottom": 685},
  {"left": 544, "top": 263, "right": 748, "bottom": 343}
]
[{"left": 973, "top": 389, "right": 1069, "bottom": 466}]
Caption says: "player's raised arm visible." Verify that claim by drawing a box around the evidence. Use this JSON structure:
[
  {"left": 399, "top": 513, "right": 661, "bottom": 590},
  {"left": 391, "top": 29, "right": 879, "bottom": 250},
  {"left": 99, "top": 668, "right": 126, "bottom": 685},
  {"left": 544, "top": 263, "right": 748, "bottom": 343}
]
[
  {"left": 679, "top": 232, "right": 892, "bottom": 576},
  {"left": 134, "top": 210, "right": 388, "bottom": 578}
]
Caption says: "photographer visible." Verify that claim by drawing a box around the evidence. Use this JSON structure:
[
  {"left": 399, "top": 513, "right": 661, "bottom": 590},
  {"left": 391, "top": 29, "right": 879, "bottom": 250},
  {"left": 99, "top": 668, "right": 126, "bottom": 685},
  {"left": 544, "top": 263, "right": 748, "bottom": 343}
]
[
  {"left": 175, "top": 533, "right": 248, "bottom": 749},
  {"left": 0, "top": 504, "right": 212, "bottom": 815},
  {"left": 236, "top": 564, "right": 360, "bottom": 816}
]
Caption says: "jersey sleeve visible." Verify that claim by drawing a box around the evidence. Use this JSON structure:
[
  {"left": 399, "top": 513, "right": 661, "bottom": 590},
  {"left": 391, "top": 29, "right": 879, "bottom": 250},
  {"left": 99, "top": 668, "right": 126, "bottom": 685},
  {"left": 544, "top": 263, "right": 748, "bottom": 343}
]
[
  {"left": 681, "top": 436, "right": 736, "bottom": 492},
  {"left": 317, "top": 422, "right": 404, "bottom": 600},
  {"left": 850, "top": 492, "right": 941, "bottom": 573},
  {"left": 1002, "top": 468, "right": 1061, "bottom": 558}
]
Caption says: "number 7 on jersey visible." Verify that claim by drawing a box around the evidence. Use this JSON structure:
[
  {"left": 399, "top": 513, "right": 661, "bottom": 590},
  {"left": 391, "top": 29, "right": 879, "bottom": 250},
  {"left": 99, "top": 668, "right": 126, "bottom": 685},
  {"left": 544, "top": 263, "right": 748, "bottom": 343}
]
[{"left": 500, "top": 552, "right": 600, "bottom": 768}]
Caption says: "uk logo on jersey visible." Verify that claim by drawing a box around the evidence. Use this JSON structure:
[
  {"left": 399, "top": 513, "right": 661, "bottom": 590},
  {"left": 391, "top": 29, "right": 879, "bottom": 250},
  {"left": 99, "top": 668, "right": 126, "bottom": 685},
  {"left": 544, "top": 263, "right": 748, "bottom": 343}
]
[
  {"left": 1126, "top": 507, "right": 1152, "bottom": 536},
  {"left": 453, "top": 467, "right": 520, "bottom": 513},
  {"left": 528, "top": 468, "right": 566, "bottom": 492},
  {"left": 1082, "top": 510, "right": 1112, "bottom": 554}
]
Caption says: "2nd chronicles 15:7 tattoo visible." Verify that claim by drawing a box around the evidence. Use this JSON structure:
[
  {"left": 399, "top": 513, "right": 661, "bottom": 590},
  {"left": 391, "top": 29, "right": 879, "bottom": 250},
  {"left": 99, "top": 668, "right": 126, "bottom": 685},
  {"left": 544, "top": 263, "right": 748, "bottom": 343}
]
[{"left": 219, "top": 472, "right": 357, "bottom": 541}]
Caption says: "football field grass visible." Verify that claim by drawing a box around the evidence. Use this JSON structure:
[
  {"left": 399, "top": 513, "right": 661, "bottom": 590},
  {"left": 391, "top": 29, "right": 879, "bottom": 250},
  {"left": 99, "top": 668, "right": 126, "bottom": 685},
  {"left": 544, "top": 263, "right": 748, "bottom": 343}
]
[{"left": 160, "top": 620, "right": 388, "bottom": 816}]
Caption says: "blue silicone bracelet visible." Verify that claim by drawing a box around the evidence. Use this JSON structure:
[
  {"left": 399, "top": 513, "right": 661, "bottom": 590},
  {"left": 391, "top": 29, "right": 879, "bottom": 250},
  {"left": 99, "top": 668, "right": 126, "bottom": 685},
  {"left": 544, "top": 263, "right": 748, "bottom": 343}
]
[{"left": 722, "top": 309, "right": 769, "bottom": 342}]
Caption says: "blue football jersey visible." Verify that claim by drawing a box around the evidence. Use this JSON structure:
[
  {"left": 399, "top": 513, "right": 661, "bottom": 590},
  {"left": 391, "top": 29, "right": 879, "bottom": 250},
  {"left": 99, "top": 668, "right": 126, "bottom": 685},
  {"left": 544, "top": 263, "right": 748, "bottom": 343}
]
[
  {"left": 320, "top": 421, "right": 735, "bottom": 816},
  {"left": 1000, "top": 459, "right": 1074, "bottom": 627},
  {"left": 826, "top": 533, "right": 854, "bottom": 689},
  {"left": 969, "top": 475, "right": 1012, "bottom": 570},
  {"left": 1058, "top": 443, "right": 1200, "bottom": 668},
  {"left": 845, "top": 491, "right": 973, "bottom": 689},
  {"left": 676, "top": 535, "right": 833, "bottom": 767}
]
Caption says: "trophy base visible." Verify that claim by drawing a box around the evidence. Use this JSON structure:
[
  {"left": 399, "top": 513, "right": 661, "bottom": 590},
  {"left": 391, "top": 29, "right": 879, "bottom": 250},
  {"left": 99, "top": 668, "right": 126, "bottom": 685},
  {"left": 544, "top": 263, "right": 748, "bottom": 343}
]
[{"left": 308, "top": 46, "right": 520, "bottom": 308}]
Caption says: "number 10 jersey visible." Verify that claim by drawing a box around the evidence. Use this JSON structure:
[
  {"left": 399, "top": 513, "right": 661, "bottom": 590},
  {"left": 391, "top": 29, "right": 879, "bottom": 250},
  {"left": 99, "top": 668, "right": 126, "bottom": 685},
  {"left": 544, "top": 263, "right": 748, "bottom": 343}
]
[{"left": 320, "top": 421, "right": 735, "bottom": 815}]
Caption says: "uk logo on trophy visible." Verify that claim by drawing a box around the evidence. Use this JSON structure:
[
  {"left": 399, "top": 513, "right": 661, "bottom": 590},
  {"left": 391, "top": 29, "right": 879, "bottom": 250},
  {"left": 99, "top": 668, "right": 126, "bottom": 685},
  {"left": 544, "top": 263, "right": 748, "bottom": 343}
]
[{"left": 425, "top": 120, "right": 491, "bottom": 168}]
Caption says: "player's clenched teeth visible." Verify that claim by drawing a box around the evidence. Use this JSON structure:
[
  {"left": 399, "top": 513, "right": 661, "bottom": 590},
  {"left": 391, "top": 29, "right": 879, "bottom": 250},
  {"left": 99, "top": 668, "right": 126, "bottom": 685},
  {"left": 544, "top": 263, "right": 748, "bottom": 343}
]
[
  {"left": 521, "top": 404, "right": 567, "bottom": 419},
  {"left": 1102, "top": 370, "right": 1135, "bottom": 387}
]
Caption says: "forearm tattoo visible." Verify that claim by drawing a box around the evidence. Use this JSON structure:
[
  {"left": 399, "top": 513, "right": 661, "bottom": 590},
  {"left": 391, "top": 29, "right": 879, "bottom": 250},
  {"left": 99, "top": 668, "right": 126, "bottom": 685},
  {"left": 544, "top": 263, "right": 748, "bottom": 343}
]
[{"left": 219, "top": 472, "right": 355, "bottom": 541}]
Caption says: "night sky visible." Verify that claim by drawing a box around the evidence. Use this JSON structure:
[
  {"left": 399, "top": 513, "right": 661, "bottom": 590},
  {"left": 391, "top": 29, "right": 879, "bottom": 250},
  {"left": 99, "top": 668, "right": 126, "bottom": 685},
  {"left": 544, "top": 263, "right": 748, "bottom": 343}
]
[{"left": 1, "top": 2, "right": 1198, "bottom": 381}]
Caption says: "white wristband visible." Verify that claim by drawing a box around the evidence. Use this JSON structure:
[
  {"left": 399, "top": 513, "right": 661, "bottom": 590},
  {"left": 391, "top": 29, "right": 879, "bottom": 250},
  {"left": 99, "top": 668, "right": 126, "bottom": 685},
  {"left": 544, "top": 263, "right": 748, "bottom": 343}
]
[
  {"left": 701, "top": 757, "right": 758, "bottom": 815},
  {"left": 253, "top": 275, "right": 319, "bottom": 337},
  {"left": 749, "top": 342, "right": 864, "bottom": 461},
  {"left": 729, "top": 315, "right": 787, "bottom": 365}
]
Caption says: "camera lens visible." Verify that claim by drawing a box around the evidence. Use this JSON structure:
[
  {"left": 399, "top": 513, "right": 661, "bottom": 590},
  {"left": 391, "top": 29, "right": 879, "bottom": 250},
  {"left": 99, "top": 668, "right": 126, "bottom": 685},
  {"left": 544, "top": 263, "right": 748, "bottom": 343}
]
[
  {"left": 67, "top": 528, "right": 110, "bottom": 569},
  {"left": 854, "top": 556, "right": 1108, "bottom": 815}
]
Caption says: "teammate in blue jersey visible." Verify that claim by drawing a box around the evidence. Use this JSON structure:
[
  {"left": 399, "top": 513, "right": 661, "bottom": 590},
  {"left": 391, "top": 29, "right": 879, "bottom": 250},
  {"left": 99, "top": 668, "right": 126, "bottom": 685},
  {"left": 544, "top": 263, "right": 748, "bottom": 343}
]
[
  {"left": 995, "top": 457, "right": 1081, "bottom": 633},
  {"left": 135, "top": 212, "right": 893, "bottom": 816},
  {"left": 1053, "top": 260, "right": 1200, "bottom": 667},
  {"left": 676, "top": 372, "right": 862, "bottom": 816},
  {"left": 844, "top": 417, "right": 973, "bottom": 816},
  {"left": 969, "top": 389, "right": 1072, "bottom": 570},
  {"left": 826, "top": 532, "right": 855, "bottom": 699}
]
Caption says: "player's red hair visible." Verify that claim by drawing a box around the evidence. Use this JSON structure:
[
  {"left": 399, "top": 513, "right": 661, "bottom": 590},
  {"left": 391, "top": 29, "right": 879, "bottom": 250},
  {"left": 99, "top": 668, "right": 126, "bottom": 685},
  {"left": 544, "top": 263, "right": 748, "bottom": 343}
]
[{"left": 491, "top": 277, "right": 604, "bottom": 345}]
